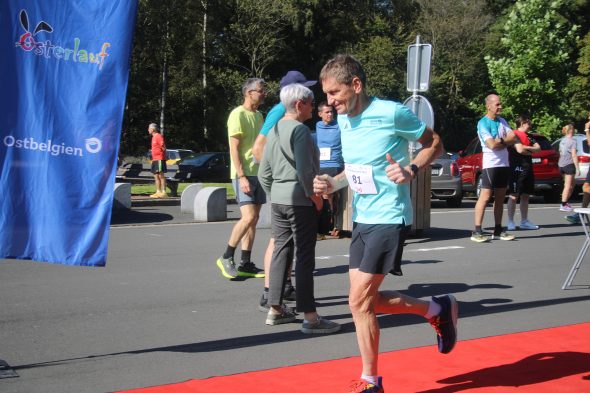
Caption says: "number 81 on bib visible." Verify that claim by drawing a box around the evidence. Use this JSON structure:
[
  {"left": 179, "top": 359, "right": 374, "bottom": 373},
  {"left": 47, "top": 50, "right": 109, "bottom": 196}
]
[{"left": 345, "top": 163, "right": 377, "bottom": 194}]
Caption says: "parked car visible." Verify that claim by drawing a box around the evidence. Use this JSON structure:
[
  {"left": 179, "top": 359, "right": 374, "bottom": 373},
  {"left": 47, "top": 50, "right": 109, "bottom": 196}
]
[
  {"left": 456, "top": 133, "right": 562, "bottom": 202},
  {"left": 551, "top": 134, "right": 590, "bottom": 185},
  {"left": 173, "top": 152, "right": 230, "bottom": 182},
  {"left": 430, "top": 151, "right": 463, "bottom": 207},
  {"left": 144, "top": 149, "right": 195, "bottom": 165},
  {"left": 166, "top": 149, "right": 194, "bottom": 165}
]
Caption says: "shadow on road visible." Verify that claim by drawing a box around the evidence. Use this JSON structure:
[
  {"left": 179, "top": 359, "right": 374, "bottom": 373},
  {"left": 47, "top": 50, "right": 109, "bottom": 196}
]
[
  {"left": 12, "top": 282, "right": 590, "bottom": 372},
  {"left": 110, "top": 209, "right": 174, "bottom": 225},
  {"left": 416, "top": 351, "right": 590, "bottom": 393}
]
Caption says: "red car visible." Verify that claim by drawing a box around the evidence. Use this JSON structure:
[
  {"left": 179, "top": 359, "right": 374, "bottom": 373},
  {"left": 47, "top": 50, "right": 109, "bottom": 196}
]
[{"left": 456, "top": 134, "right": 562, "bottom": 202}]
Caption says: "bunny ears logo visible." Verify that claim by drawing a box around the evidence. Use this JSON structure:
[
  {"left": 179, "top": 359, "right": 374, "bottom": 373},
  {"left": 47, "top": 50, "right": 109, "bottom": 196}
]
[{"left": 15, "top": 9, "right": 111, "bottom": 71}]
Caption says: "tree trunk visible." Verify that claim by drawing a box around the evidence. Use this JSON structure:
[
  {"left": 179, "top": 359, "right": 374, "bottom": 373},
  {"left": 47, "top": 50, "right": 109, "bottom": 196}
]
[
  {"left": 202, "top": 0, "right": 208, "bottom": 139},
  {"left": 160, "top": 20, "right": 169, "bottom": 136}
]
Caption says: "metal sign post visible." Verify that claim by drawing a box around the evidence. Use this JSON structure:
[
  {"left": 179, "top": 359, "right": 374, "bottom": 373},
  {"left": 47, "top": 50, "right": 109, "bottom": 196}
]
[
  {"left": 405, "top": 35, "right": 435, "bottom": 152},
  {"left": 404, "top": 35, "right": 434, "bottom": 234},
  {"left": 407, "top": 35, "right": 432, "bottom": 93}
]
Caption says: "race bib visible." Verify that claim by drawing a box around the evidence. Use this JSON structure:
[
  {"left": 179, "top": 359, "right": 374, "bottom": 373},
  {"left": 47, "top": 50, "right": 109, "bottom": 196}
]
[
  {"left": 345, "top": 163, "right": 377, "bottom": 194},
  {"left": 319, "top": 147, "right": 331, "bottom": 161}
]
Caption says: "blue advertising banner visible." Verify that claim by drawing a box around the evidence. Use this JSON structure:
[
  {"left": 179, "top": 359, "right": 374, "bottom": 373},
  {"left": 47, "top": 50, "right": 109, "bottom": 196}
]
[{"left": 0, "top": 1, "right": 138, "bottom": 266}]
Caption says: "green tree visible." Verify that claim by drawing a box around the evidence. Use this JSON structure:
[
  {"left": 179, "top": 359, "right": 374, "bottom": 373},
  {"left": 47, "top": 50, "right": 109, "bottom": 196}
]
[
  {"left": 415, "top": 0, "right": 494, "bottom": 150},
  {"left": 347, "top": 5, "right": 415, "bottom": 101},
  {"left": 123, "top": 0, "right": 208, "bottom": 154},
  {"left": 567, "top": 31, "right": 590, "bottom": 123},
  {"left": 220, "top": 0, "right": 297, "bottom": 78},
  {"left": 485, "top": 0, "right": 580, "bottom": 138}
]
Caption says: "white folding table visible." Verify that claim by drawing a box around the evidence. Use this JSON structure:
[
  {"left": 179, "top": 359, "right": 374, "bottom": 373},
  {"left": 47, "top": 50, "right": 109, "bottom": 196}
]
[{"left": 562, "top": 207, "right": 590, "bottom": 289}]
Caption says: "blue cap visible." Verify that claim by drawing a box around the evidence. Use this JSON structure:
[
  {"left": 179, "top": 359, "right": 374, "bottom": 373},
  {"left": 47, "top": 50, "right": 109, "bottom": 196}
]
[{"left": 279, "top": 71, "right": 317, "bottom": 88}]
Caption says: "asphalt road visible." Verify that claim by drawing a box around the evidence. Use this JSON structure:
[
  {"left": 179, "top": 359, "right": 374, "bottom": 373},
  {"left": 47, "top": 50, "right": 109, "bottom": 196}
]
[{"left": 1, "top": 199, "right": 589, "bottom": 393}]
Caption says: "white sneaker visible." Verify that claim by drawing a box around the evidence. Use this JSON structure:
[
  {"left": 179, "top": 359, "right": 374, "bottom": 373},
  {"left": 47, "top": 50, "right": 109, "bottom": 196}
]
[
  {"left": 519, "top": 220, "right": 539, "bottom": 230},
  {"left": 507, "top": 221, "right": 516, "bottom": 231},
  {"left": 560, "top": 203, "right": 573, "bottom": 212}
]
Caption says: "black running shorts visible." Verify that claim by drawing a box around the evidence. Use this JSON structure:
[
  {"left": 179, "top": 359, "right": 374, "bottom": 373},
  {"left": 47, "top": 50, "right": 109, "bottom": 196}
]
[
  {"left": 349, "top": 223, "right": 408, "bottom": 275},
  {"left": 481, "top": 167, "right": 510, "bottom": 189}
]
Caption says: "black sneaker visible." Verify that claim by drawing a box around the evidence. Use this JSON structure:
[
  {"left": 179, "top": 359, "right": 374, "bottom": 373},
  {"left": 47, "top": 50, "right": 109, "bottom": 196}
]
[
  {"left": 428, "top": 294, "right": 458, "bottom": 354},
  {"left": 237, "top": 261, "right": 265, "bottom": 278},
  {"left": 283, "top": 284, "right": 296, "bottom": 301}
]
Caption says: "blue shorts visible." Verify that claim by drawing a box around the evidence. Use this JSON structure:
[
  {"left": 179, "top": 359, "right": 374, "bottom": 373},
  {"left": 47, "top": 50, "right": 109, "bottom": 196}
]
[
  {"left": 349, "top": 223, "right": 408, "bottom": 275},
  {"left": 232, "top": 176, "right": 267, "bottom": 206}
]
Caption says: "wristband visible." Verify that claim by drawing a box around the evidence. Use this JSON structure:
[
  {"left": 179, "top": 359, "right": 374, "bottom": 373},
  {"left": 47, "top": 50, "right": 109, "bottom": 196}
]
[{"left": 410, "top": 164, "right": 419, "bottom": 176}]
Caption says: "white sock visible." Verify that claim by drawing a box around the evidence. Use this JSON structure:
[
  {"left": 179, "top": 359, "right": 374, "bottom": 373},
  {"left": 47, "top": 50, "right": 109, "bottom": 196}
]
[
  {"left": 361, "top": 374, "right": 379, "bottom": 385},
  {"left": 424, "top": 300, "right": 442, "bottom": 319},
  {"left": 304, "top": 316, "right": 319, "bottom": 324}
]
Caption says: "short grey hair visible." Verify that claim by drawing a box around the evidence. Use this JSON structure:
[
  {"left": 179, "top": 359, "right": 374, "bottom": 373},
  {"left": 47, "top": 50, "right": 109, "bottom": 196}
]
[
  {"left": 280, "top": 83, "right": 314, "bottom": 113},
  {"left": 242, "top": 78, "right": 266, "bottom": 96},
  {"left": 148, "top": 123, "right": 159, "bottom": 132}
]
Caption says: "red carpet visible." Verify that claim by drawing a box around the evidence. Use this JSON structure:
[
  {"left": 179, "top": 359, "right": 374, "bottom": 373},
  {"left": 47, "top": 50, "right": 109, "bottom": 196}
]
[{"left": 120, "top": 322, "right": 590, "bottom": 392}]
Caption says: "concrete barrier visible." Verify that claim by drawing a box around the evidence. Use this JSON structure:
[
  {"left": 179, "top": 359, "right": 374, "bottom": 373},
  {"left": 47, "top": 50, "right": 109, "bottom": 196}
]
[
  {"left": 180, "top": 183, "right": 204, "bottom": 214},
  {"left": 113, "top": 183, "right": 131, "bottom": 210},
  {"left": 194, "top": 187, "right": 227, "bottom": 222},
  {"left": 256, "top": 202, "right": 271, "bottom": 229}
]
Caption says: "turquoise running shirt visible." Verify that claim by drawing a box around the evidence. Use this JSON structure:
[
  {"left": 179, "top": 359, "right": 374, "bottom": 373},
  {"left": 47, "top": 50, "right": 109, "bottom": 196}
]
[
  {"left": 338, "top": 98, "right": 425, "bottom": 225},
  {"left": 477, "top": 116, "right": 511, "bottom": 168}
]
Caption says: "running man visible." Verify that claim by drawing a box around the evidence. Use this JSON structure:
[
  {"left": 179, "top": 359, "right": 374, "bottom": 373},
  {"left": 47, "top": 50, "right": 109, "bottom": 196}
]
[{"left": 314, "top": 54, "right": 458, "bottom": 393}]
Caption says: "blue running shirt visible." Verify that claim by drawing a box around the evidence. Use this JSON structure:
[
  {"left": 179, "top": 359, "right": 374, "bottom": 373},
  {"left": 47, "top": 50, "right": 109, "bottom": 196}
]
[
  {"left": 259, "top": 103, "right": 286, "bottom": 137},
  {"left": 338, "top": 98, "right": 425, "bottom": 224},
  {"left": 316, "top": 120, "right": 343, "bottom": 169}
]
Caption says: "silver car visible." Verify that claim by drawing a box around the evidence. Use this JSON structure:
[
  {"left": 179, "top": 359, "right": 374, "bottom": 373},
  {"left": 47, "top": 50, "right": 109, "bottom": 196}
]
[{"left": 431, "top": 151, "right": 463, "bottom": 207}]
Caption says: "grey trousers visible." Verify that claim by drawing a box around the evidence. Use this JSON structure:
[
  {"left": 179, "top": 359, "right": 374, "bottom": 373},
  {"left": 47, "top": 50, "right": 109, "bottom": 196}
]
[{"left": 268, "top": 203, "right": 318, "bottom": 313}]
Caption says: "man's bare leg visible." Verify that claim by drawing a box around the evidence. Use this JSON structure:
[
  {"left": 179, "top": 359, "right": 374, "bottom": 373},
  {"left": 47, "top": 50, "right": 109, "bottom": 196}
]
[
  {"left": 228, "top": 204, "right": 261, "bottom": 248},
  {"left": 474, "top": 188, "right": 493, "bottom": 227},
  {"left": 493, "top": 187, "right": 507, "bottom": 227},
  {"left": 348, "top": 269, "right": 383, "bottom": 376}
]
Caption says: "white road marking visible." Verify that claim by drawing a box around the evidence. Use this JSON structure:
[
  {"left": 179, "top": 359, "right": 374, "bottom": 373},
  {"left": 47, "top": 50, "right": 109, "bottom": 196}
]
[
  {"left": 408, "top": 246, "right": 464, "bottom": 252},
  {"left": 432, "top": 206, "right": 560, "bottom": 214}
]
